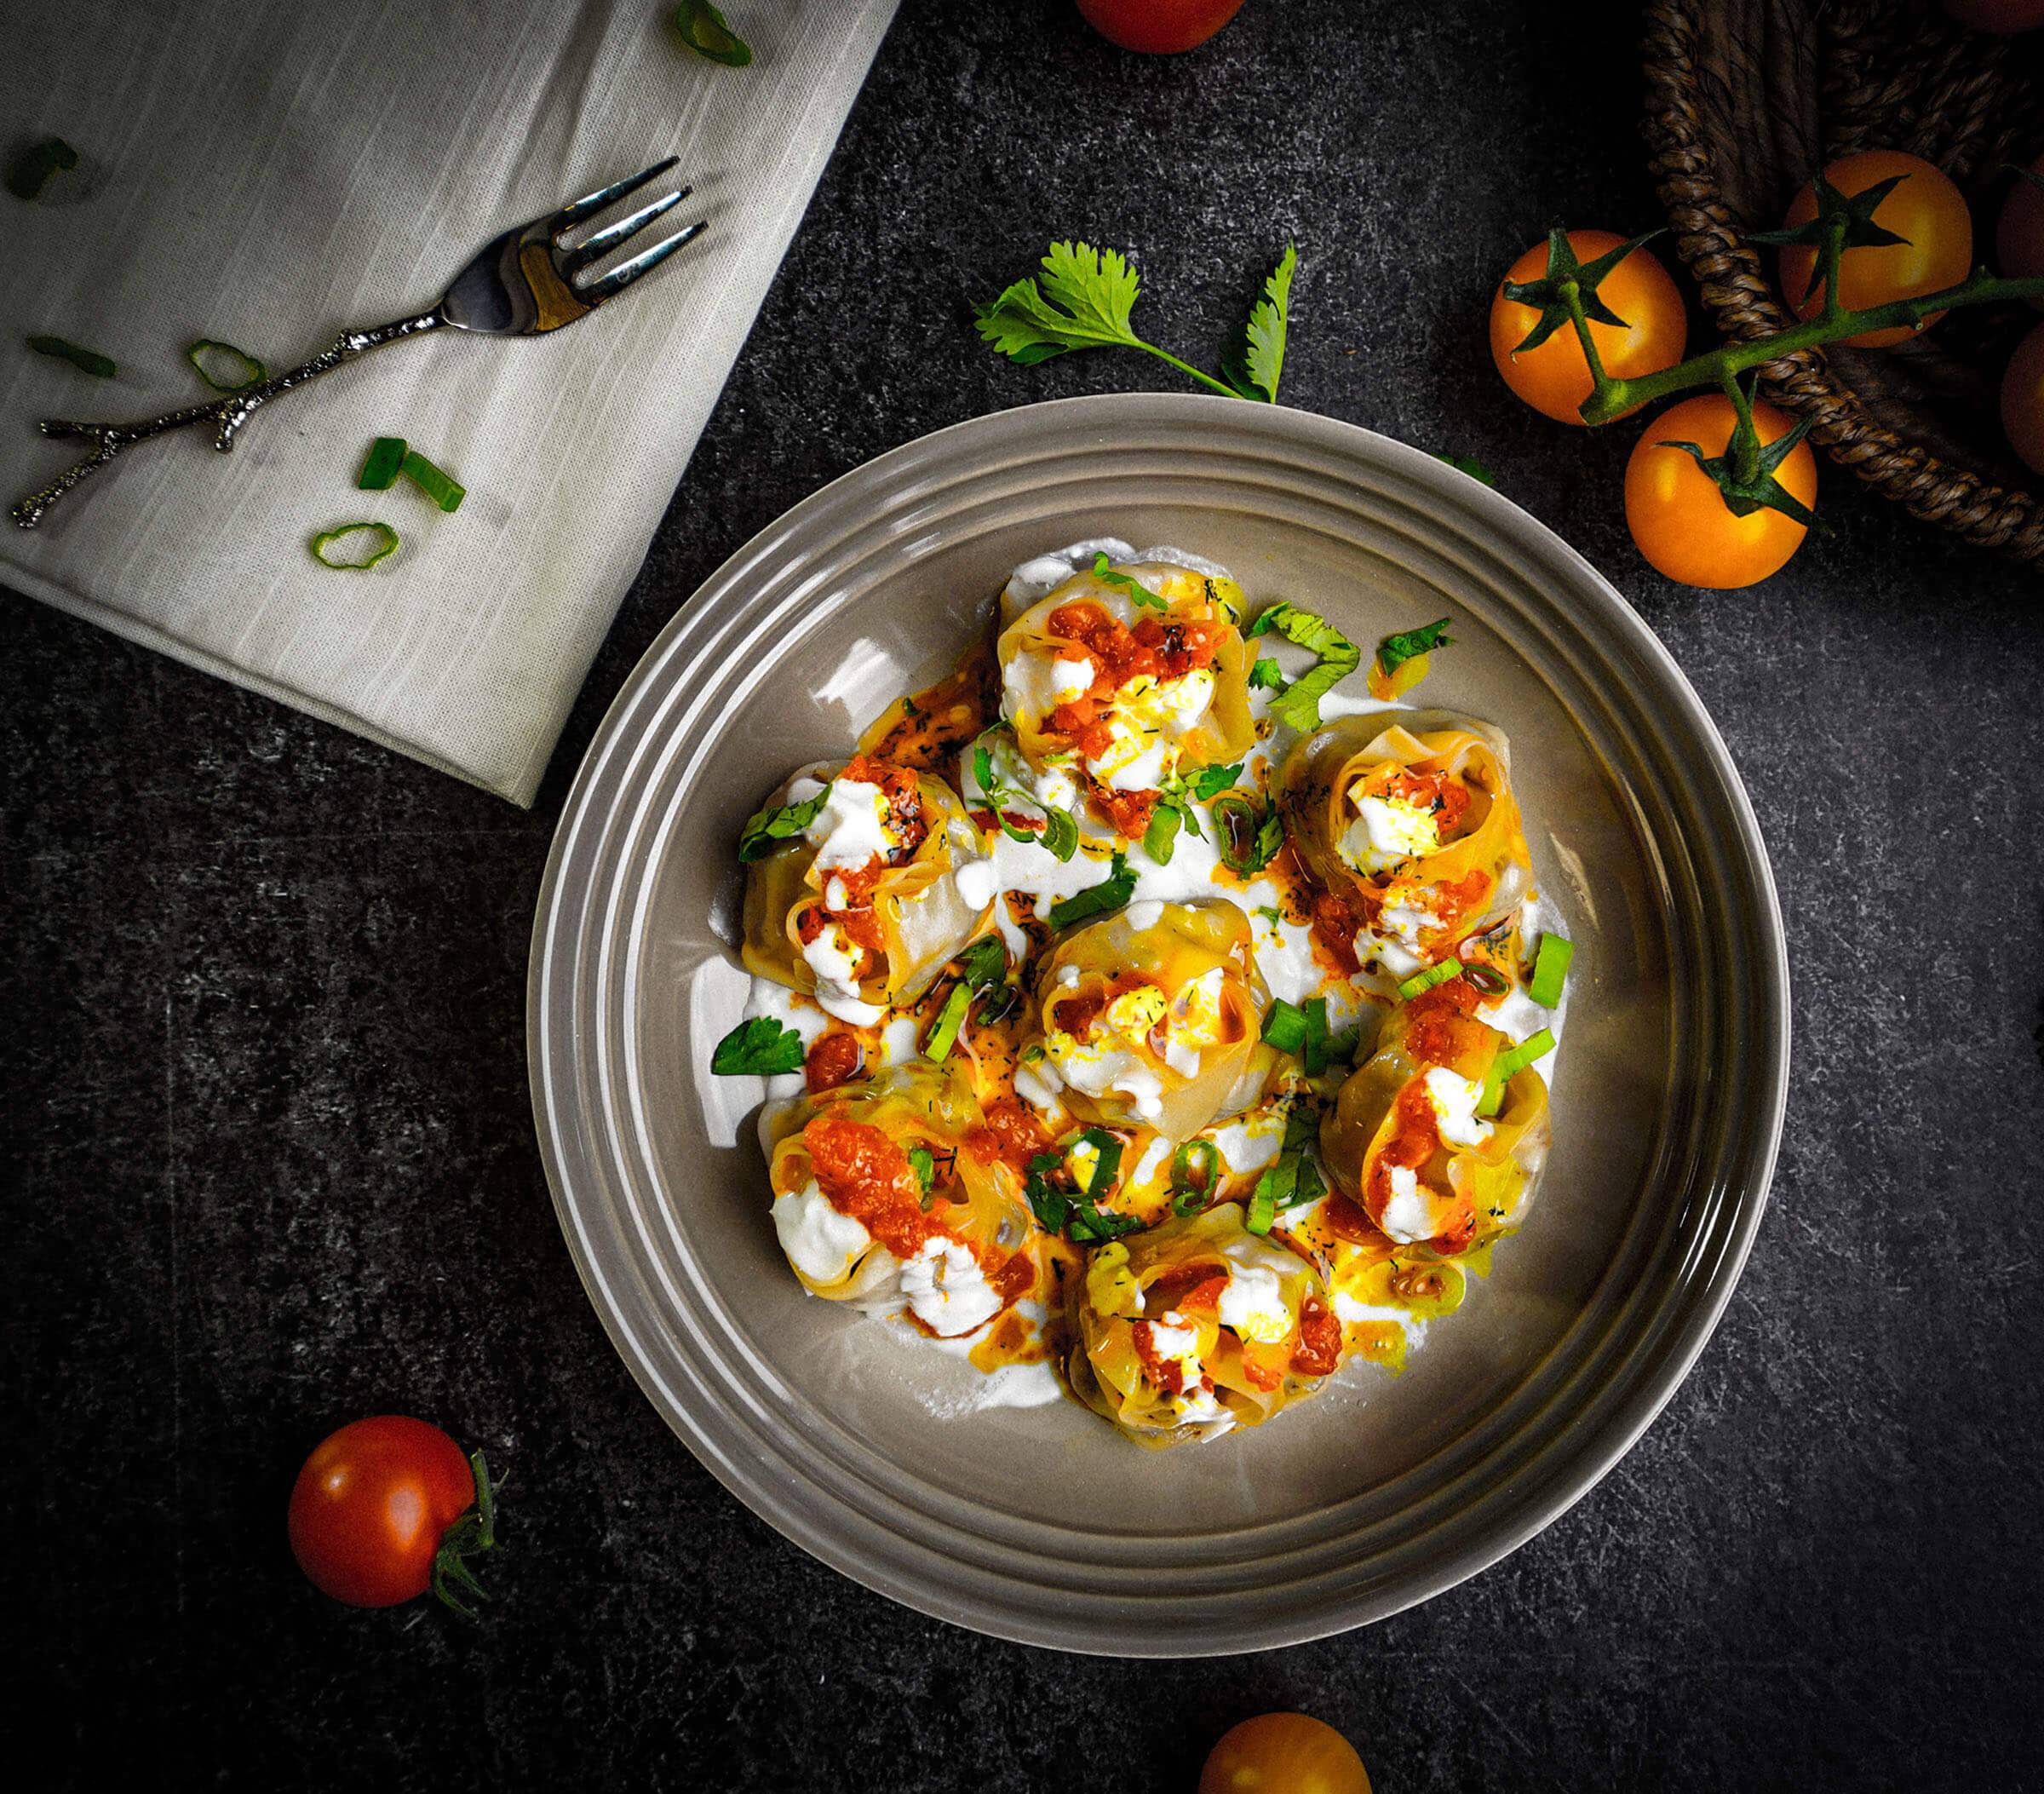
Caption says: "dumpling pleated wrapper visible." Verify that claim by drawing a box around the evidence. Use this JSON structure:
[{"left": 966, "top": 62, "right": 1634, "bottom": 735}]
[
  {"left": 1028, "top": 899, "right": 1273, "bottom": 1141},
  {"left": 1319, "top": 986, "right": 1552, "bottom": 1257},
  {"left": 741, "top": 759, "right": 994, "bottom": 1010},
  {"left": 765, "top": 1063, "right": 1036, "bottom": 1323},
  {"left": 995, "top": 560, "right": 1253, "bottom": 802},
  {"left": 1277, "top": 710, "right": 1532, "bottom": 969},
  {"left": 1065, "top": 1205, "right": 1341, "bottom": 1448}
]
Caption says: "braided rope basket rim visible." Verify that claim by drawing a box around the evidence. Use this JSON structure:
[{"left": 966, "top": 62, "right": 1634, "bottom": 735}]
[{"left": 1641, "top": 0, "right": 2044, "bottom": 564}]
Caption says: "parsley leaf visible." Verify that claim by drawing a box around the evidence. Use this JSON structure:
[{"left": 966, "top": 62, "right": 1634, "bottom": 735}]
[
  {"left": 738, "top": 784, "right": 830, "bottom": 863},
  {"left": 1247, "top": 658, "right": 1288, "bottom": 691},
  {"left": 710, "top": 1016, "right": 806, "bottom": 1077},
  {"left": 1225, "top": 241, "right": 1296, "bottom": 404},
  {"left": 1248, "top": 603, "right": 1361, "bottom": 730},
  {"left": 1376, "top": 618, "right": 1453, "bottom": 676},
  {"left": 1047, "top": 852, "right": 1135, "bottom": 929},
  {"left": 1093, "top": 551, "right": 1167, "bottom": 610},
  {"left": 1188, "top": 762, "right": 1245, "bottom": 801}
]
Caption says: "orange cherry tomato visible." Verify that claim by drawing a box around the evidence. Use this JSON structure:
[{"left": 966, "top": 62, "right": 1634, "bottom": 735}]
[
  {"left": 1624, "top": 393, "right": 1817, "bottom": 589},
  {"left": 1489, "top": 230, "right": 1687, "bottom": 424},
  {"left": 1199, "top": 1713, "right": 1372, "bottom": 1794},
  {"left": 1943, "top": 0, "right": 2044, "bottom": 30},
  {"left": 1997, "top": 156, "right": 2044, "bottom": 308},
  {"left": 288, "top": 1416, "right": 479, "bottom": 1607},
  {"left": 2001, "top": 321, "right": 2044, "bottom": 475},
  {"left": 1075, "top": 0, "right": 1246, "bottom": 53},
  {"left": 1777, "top": 151, "right": 1972, "bottom": 347}
]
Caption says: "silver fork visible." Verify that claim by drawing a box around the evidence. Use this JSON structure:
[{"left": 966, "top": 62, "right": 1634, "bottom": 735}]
[{"left": 12, "top": 157, "right": 703, "bottom": 529}]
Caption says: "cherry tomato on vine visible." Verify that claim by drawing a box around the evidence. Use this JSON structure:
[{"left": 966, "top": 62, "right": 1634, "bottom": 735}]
[
  {"left": 1198, "top": 1713, "right": 1372, "bottom": 1794},
  {"left": 1997, "top": 156, "right": 2044, "bottom": 308},
  {"left": 1075, "top": 0, "right": 1245, "bottom": 53},
  {"left": 1624, "top": 394, "right": 1817, "bottom": 589},
  {"left": 1489, "top": 230, "right": 1687, "bottom": 424},
  {"left": 288, "top": 1416, "right": 498, "bottom": 1612},
  {"left": 2001, "top": 322, "right": 2044, "bottom": 475},
  {"left": 1942, "top": 0, "right": 2044, "bottom": 31},
  {"left": 1777, "top": 151, "right": 1972, "bottom": 347}
]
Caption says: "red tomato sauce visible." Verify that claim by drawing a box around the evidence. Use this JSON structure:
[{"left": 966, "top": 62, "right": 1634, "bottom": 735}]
[
  {"left": 1131, "top": 1319, "right": 1191, "bottom": 1394},
  {"left": 1145, "top": 1263, "right": 1228, "bottom": 1314},
  {"left": 803, "top": 1032, "right": 864, "bottom": 1094},
  {"left": 804, "top": 1118, "right": 944, "bottom": 1262},
  {"left": 1376, "top": 766, "right": 1473, "bottom": 836},
  {"left": 1290, "top": 1296, "right": 1342, "bottom": 1377},
  {"left": 964, "top": 1098, "right": 1056, "bottom": 1173},
  {"left": 1401, "top": 978, "right": 1483, "bottom": 1062}
]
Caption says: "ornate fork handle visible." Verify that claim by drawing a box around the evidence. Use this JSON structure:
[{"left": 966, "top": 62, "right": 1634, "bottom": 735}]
[{"left": 11, "top": 309, "right": 445, "bottom": 530}]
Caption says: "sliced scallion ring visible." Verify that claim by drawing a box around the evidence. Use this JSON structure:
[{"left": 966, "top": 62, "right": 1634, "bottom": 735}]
[
  {"left": 1395, "top": 957, "right": 1465, "bottom": 1001},
  {"left": 186, "top": 338, "right": 266, "bottom": 393},
  {"left": 675, "top": 0, "right": 753, "bottom": 66},
  {"left": 399, "top": 448, "right": 465, "bottom": 514},
  {"left": 923, "top": 980, "right": 972, "bottom": 1062},
  {"left": 310, "top": 521, "right": 399, "bottom": 571},
  {"left": 1527, "top": 933, "right": 1574, "bottom": 1008},
  {"left": 26, "top": 335, "right": 114, "bottom": 377}
]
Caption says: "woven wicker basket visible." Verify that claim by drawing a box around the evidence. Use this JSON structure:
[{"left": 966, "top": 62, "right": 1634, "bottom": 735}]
[{"left": 1642, "top": 0, "right": 2044, "bottom": 561}]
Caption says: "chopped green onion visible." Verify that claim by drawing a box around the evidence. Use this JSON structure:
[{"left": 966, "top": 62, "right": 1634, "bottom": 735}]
[
  {"left": 1261, "top": 998, "right": 1307, "bottom": 1054},
  {"left": 26, "top": 335, "right": 113, "bottom": 377},
  {"left": 1245, "top": 1180, "right": 1278, "bottom": 1235},
  {"left": 923, "top": 980, "right": 973, "bottom": 1062},
  {"left": 1300, "top": 997, "right": 1332, "bottom": 1076},
  {"left": 710, "top": 1015, "right": 804, "bottom": 1076},
  {"left": 1478, "top": 1027, "right": 1556, "bottom": 1117},
  {"left": 906, "top": 1146, "right": 936, "bottom": 1193},
  {"left": 1039, "top": 806, "right": 1080, "bottom": 861},
  {"left": 1376, "top": 618, "right": 1453, "bottom": 676},
  {"left": 358, "top": 436, "right": 407, "bottom": 490},
  {"left": 1463, "top": 963, "right": 1509, "bottom": 996},
  {"left": 738, "top": 783, "right": 830, "bottom": 862},
  {"left": 675, "top": 0, "right": 754, "bottom": 66},
  {"left": 1169, "top": 1139, "right": 1220, "bottom": 1216},
  {"left": 1142, "top": 802, "right": 1183, "bottom": 865},
  {"left": 1527, "top": 934, "right": 1575, "bottom": 1008},
  {"left": 1047, "top": 853, "right": 1134, "bottom": 930},
  {"left": 1326, "top": 1023, "right": 1364, "bottom": 1065},
  {"left": 6, "top": 138, "right": 78, "bottom": 202},
  {"left": 309, "top": 521, "right": 399, "bottom": 571},
  {"left": 399, "top": 448, "right": 465, "bottom": 514},
  {"left": 1396, "top": 958, "right": 1464, "bottom": 1001},
  {"left": 186, "top": 339, "right": 266, "bottom": 393},
  {"left": 1075, "top": 1125, "right": 1125, "bottom": 1196}
]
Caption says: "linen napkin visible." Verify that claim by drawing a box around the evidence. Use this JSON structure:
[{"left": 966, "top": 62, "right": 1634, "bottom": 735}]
[{"left": 0, "top": 0, "right": 897, "bottom": 805}]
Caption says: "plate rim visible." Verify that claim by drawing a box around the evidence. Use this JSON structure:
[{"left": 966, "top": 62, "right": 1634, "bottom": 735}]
[{"left": 528, "top": 390, "right": 1790, "bottom": 1654}]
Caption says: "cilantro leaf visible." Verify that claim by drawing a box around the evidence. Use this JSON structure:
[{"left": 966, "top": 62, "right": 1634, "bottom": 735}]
[
  {"left": 738, "top": 784, "right": 831, "bottom": 863},
  {"left": 975, "top": 242, "right": 1145, "bottom": 365},
  {"left": 1188, "top": 762, "right": 1245, "bottom": 801},
  {"left": 1247, "top": 658, "right": 1288, "bottom": 692},
  {"left": 1248, "top": 602, "right": 1361, "bottom": 730},
  {"left": 1047, "top": 852, "right": 1135, "bottom": 929},
  {"left": 1226, "top": 241, "right": 1296, "bottom": 404},
  {"left": 1025, "top": 1130, "right": 1145, "bottom": 1244},
  {"left": 971, "top": 732, "right": 1079, "bottom": 862},
  {"left": 1092, "top": 551, "right": 1167, "bottom": 610},
  {"left": 1376, "top": 618, "right": 1453, "bottom": 676},
  {"left": 1246, "top": 1095, "right": 1329, "bottom": 1233},
  {"left": 710, "top": 1016, "right": 806, "bottom": 1077}
]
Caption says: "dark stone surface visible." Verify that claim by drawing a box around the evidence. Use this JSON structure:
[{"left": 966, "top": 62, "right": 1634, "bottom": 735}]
[{"left": 4, "top": 1, "right": 2040, "bottom": 1786}]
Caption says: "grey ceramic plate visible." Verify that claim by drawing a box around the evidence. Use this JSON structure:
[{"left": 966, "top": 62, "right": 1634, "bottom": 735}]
[{"left": 528, "top": 393, "right": 1788, "bottom": 1656}]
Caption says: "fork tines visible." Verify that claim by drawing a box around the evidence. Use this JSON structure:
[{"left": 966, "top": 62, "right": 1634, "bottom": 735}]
[{"left": 557, "top": 158, "right": 706, "bottom": 301}]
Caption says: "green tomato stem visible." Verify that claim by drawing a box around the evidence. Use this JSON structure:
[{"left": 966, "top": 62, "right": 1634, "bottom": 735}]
[{"left": 1579, "top": 267, "right": 2044, "bottom": 426}]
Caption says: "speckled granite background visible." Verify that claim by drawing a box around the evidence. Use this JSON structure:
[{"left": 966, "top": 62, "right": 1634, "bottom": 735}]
[{"left": 5, "top": 2, "right": 2040, "bottom": 1787}]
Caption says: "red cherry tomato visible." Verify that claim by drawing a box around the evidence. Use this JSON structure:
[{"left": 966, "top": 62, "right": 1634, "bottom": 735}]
[
  {"left": 1075, "top": 0, "right": 1246, "bottom": 54},
  {"left": 1199, "top": 1713, "right": 1372, "bottom": 1794},
  {"left": 2001, "top": 321, "right": 2044, "bottom": 475},
  {"left": 1997, "top": 156, "right": 2044, "bottom": 309},
  {"left": 288, "top": 1416, "right": 480, "bottom": 1607},
  {"left": 1489, "top": 229, "right": 1688, "bottom": 424},
  {"left": 1624, "top": 394, "right": 1818, "bottom": 589},
  {"left": 1777, "top": 151, "right": 1972, "bottom": 348},
  {"left": 1942, "top": 0, "right": 2044, "bottom": 30}
]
